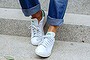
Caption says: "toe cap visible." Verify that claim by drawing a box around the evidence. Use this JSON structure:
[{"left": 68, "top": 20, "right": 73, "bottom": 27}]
[{"left": 31, "top": 37, "right": 39, "bottom": 45}]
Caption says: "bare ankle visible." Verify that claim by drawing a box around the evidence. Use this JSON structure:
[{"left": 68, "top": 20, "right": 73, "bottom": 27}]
[
  {"left": 48, "top": 25, "right": 58, "bottom": 33},
  {"left": 32, "top": 10, "right": 42, "bottom": 23}
]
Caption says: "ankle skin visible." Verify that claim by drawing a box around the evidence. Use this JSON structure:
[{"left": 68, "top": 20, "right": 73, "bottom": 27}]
[{"left": 32, "top": 10, "right": 42, "bottom": 23}]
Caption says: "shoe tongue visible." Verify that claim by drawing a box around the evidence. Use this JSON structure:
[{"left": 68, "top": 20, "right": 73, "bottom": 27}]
[
  {"left": 46, "top": 32, "right": 55, "bottom": 37},
  {"left": 31, "top": 19, "right": 38, "bottom": 26}
]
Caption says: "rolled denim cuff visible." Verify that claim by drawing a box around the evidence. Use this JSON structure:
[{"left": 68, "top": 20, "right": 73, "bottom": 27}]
[
  {"left": 22, "top": 4, "right": 41, "bottom": 17},
  {"left": 47, "top": 16, "right": 64, "bottom": 26}
]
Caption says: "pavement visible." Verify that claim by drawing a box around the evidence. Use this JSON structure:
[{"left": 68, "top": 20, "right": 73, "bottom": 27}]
[
  {"left": 0, "top": 8, "right": 90, "bottom": 43},
  {"left": 0, "top": 34, "right": 90, "bottom": 60}
]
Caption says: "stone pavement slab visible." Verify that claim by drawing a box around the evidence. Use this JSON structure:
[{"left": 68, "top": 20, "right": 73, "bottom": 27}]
[
  {"left": 0, "top": 34, "right": 90, "bottom": 60},
  {"left": 0, "top": 8, "right": 90, "bottom": 43}
]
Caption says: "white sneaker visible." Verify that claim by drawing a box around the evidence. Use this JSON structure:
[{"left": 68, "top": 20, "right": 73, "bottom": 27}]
[
  {"left": 29, "top": 10, "right": 46, "bottom": 45},
  {"left": 35, "top": 32, "right": 55, "bottom": 57}
]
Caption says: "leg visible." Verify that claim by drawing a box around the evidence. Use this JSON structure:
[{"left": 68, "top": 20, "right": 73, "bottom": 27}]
[
  {"left": 47, "top": 0, "right": 68, "bottom": 33},
  {"left": 19, "top": 0, "right": 46, "bottom": 46},
  {"left": 19, "top": 0, "right": 42, "bottom": 23},
  {"left": 35, "top": 0, "right": 68, "bottom": 57},
  {"left": 19, "top": 0, "right": 41, "bottom": 17}
]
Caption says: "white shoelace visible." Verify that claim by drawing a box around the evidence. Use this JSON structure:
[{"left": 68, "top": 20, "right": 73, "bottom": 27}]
[
  {"left": 39, "top": 35, "right": 54, "bottom": 48},
  {"left": 28, "top": 25, "right": 42, "bottom": 38}
]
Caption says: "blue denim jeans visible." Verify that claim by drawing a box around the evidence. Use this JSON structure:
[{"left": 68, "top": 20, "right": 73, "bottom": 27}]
[{"left": 19, "top": 0, "right": 68, "bottom": 26}]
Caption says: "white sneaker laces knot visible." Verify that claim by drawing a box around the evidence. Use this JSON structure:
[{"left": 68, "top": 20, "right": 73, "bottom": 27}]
[
  {"left": 39, "top": 35, "right": 54, "bottom": 48},
  {"left": 28, "top": 25, "right": 42, "bottom": 37}
]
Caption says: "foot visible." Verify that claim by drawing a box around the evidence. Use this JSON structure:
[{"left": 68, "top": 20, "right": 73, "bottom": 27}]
[
  {"left": 35, "top": 32, "right": 55, "bottom": 57},
  {"left": 29, "top": 10, "right": 46, "bottom": 45}
]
